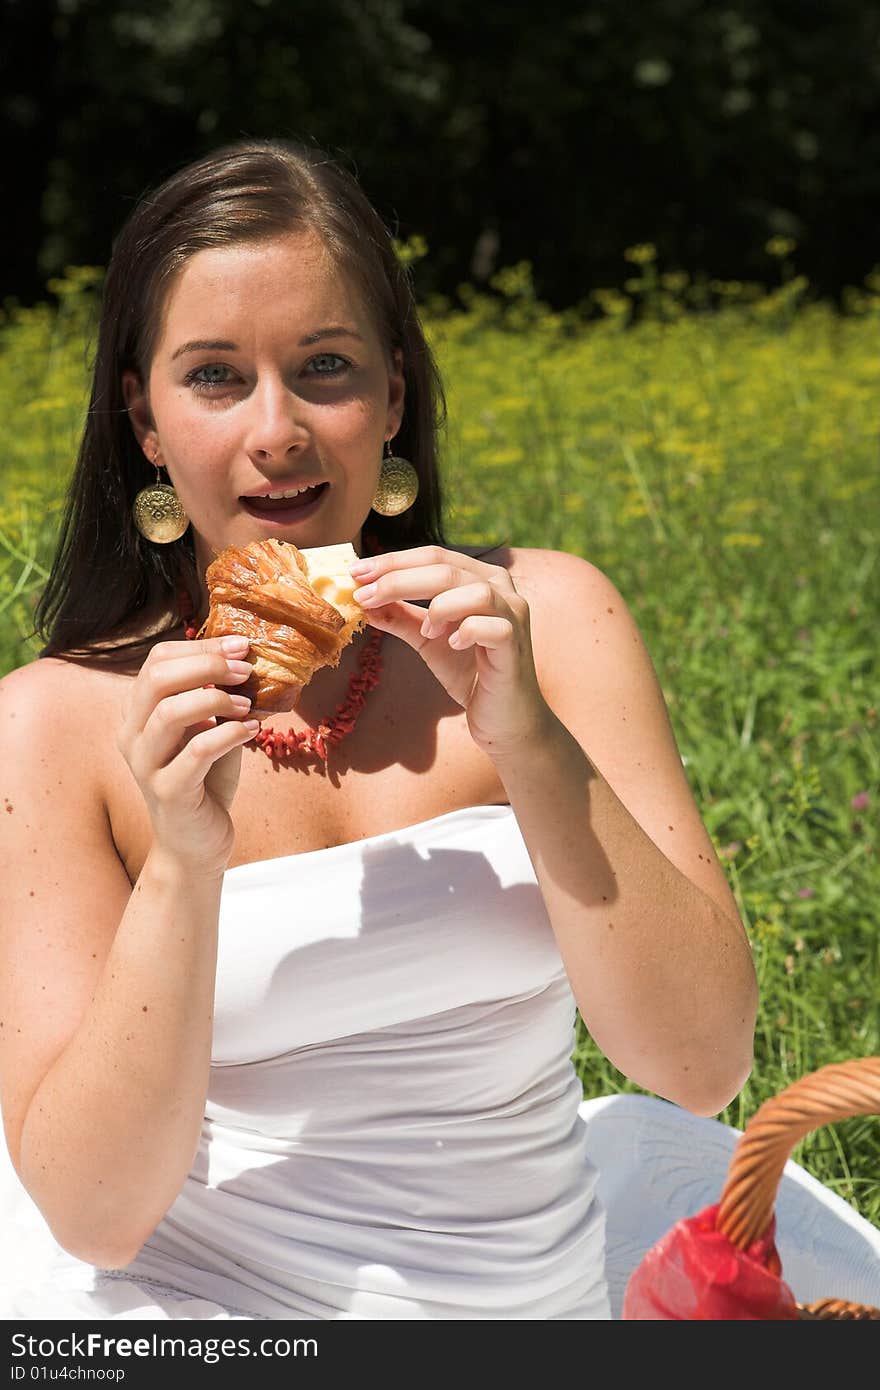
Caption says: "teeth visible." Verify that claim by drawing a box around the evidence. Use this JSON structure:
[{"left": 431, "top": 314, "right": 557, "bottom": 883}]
[{"left": 264, "top": 485, "right": 315, "bottom": 500}]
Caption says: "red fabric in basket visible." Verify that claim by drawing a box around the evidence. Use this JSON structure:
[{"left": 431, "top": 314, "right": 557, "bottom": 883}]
[{"left": 622, "top": 1202, "right": 800, "bottom": 1320}]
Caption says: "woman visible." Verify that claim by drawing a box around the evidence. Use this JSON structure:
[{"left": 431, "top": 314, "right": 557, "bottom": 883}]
[{"left": 0, "top": 139, "right": 757, "bottom": 1320}]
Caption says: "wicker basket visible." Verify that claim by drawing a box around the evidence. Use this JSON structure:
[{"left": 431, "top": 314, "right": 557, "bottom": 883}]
[{"left": 716, "top": 1056, "right": 880, "bottom": 1319}]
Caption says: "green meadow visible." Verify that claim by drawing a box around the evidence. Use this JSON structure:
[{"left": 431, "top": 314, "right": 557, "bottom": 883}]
[{"left": 2, "top": 246, "right": 878, "bottom": 1227}]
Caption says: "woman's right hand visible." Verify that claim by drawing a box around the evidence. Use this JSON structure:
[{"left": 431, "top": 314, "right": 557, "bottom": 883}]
[{"left": 116, "top": 635, "right": 259, "bottom": 877}]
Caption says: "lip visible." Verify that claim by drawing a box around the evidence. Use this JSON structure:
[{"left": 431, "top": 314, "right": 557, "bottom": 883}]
[{"left": 239, "top": 481, "right": 329, "bottom": 525}]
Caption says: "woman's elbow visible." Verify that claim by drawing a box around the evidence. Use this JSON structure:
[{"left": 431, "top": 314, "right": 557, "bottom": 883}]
[
  {"left": 660, "top": 1041, "right": 755, "bottom": 1118},
  {"left": 47, "top": 1215, "right": 147, "bottom": 1271}
]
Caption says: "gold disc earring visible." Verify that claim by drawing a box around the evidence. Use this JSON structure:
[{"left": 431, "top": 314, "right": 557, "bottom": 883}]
[
  {"left": 371, "top": 442, "right": 419, "bottom": 517},
  {"left": 132, "top": 463, "right": 189, "bottom": 543}
]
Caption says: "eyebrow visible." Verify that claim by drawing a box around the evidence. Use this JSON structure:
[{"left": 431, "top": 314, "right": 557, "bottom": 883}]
[
  {"left": 171, "top": 339, "right": 237, "bottom": 360},
  {"left": 171, "top": 327, "right": 364, "bottom": 359},
  {"left": 299, "top": 326, "right": 365, "bottom": 346}
]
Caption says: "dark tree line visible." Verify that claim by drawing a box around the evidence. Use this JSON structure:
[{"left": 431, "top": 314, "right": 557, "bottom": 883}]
[{"left": 3, "top": 0, "right": 880, "bottom": 308}]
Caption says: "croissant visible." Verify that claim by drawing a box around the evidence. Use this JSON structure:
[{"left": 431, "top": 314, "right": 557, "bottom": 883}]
[{"left": 199, "top": 538, "right": 367, "bottom": 715}]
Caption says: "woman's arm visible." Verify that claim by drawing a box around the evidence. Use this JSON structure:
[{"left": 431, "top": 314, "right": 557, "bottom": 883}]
[
  {"left": 0, "top": 644, "right": 254, "bottom": 1266},
  {"left": 351, "top": 544, "right": 757, "bottom": 1117},
  {"left": 495, "top": 549, "right": 756, "bottom": 1115}
]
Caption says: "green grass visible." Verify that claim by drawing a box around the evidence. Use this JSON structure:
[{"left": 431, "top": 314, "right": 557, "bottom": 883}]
[{"left": 2, "top": 251, "right": 879, "bottom": 1231}]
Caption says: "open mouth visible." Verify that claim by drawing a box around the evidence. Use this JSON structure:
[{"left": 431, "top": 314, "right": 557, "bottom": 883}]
[{"left": 240, "top": 482, "right": 329, "bottom": 522}]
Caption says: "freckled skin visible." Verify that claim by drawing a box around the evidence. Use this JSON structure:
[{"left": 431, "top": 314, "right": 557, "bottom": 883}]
[{"left": 124, "top": 232, "right": 404, "bottom": 591}]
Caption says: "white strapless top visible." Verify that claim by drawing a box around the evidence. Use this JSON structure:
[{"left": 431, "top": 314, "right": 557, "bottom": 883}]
[{"left": 10, "top": 805, "right": 610, "bottom": 1320}]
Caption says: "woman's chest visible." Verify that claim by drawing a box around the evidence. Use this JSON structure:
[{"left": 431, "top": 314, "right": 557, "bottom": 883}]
[
  {"left": 225, "top": 720, "right": 505, "bottom": 870},
  {"left": 98, "top": 643, "right": 506, "bottom": 884}
]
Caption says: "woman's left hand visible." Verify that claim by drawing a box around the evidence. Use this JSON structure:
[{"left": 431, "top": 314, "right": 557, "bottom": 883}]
[{"left": 350, "top": 546, "right": 553, "bottom": 761}]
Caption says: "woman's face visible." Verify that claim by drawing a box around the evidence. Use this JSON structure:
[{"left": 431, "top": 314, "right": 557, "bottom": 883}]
[{"left": 124, "top": 231, "right": 405, "bottom": 583}]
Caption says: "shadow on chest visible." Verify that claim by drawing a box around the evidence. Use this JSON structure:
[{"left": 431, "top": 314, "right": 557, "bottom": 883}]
[{"left": 229, "top": 660, "right": 499, "bottom": 863}]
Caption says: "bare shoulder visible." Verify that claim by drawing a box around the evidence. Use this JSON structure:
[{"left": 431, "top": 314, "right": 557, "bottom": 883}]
[
  {"left": 0, "top": 654, "right": 81, "bottom": 730},
  {"left": 466, "top": 543, "right": 631, "bottom": 684},
  {"left": 1, "top": 652, "right": 86, "bottom": 696},
  {"left": 0, "top": 652, "right": 121, "bottom": 730},
  {"left": 0, "top": 654, "right": 127, "bottom": 840},
  {"left": 463, "top": 541, "right": 615, "bottom": 595}
]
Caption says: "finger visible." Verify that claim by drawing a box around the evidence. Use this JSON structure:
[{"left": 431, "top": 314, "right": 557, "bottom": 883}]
[
  {"left": 350, "top": 545, "right": 517, "bottom": 592},
  {"left": 353, "top": 566, "right": 517, "bottom": 623},
  {"left": 147, "top": 635, "right": 251, "bottom": 663},
  {"left": 363, "top": 592, "right": 521, "bottom": 654},
  {"left": 125, "top": 652, "right": 254, "bottom": 735},
  {"left": 359, "top": 599, "right": 436, "bottom": 651},
  {"left": 121, "top": 636, "right": 250, "bottom": 728},
  {"left": 352, "top": 563, "right": 470, "bottom": 613},
  {"left": 364, "top": 603, "right": 516, "bottom": 710},
  {"left": 417, "top": 581, "right": 521, "bottom": 638},
  {"left": 447, "top": 615, "right": 517, "bottom": 654},
  {"left": 141, "top": 687, "right": 256, "bottom": 770},
  {"left": 150, "top": 718, "right": 261, "bottom": 802}
]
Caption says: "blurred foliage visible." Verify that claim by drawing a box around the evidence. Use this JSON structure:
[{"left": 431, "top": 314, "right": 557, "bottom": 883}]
[{"left": 3, "top": 0, "right": 880, "bottom": 308}]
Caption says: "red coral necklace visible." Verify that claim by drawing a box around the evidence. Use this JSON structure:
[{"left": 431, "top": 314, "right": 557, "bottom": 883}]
[{"left": 178, "top": 588, "right": 384, "bottom": 764}]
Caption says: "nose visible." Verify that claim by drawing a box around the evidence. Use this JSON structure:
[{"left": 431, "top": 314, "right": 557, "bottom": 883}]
[{"left": 243, "top": 378, "right": 310, "bottom": 464}]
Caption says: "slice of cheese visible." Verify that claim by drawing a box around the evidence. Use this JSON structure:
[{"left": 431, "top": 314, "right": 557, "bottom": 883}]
[{"left": 299, "top": 542, "right": 366, "bottom": 638}]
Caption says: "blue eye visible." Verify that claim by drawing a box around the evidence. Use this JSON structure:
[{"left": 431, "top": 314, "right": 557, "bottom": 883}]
[
  {"left": 307, "top": 354, "right": 348, "bottom": 376},
  {"left": 185, "top": 364, "right": 235, "bottom": 390}
]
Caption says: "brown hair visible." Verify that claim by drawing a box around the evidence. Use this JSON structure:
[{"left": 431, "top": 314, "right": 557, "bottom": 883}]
[{"left": 34, "top": 137, "right": 449, "bottom": 664}]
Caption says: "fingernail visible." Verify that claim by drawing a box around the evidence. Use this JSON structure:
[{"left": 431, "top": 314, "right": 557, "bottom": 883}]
[
  {"left": 420, "top": 617, "right": 434, "bottom": 638},
  {"left": 348, "top": 559, "right": 375, "bottom": 578},
  {"left": 225, "top": 659, "right": 253, "bottom": 676},
  {"left": 229, "top": 694, "right": 252, "bottom": 710},
  {"left": 353, "top": 582, "right": 377, "bottom": 603},
  {"left": 221, "top": 636, "right": 249, "bottom": 653}
]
